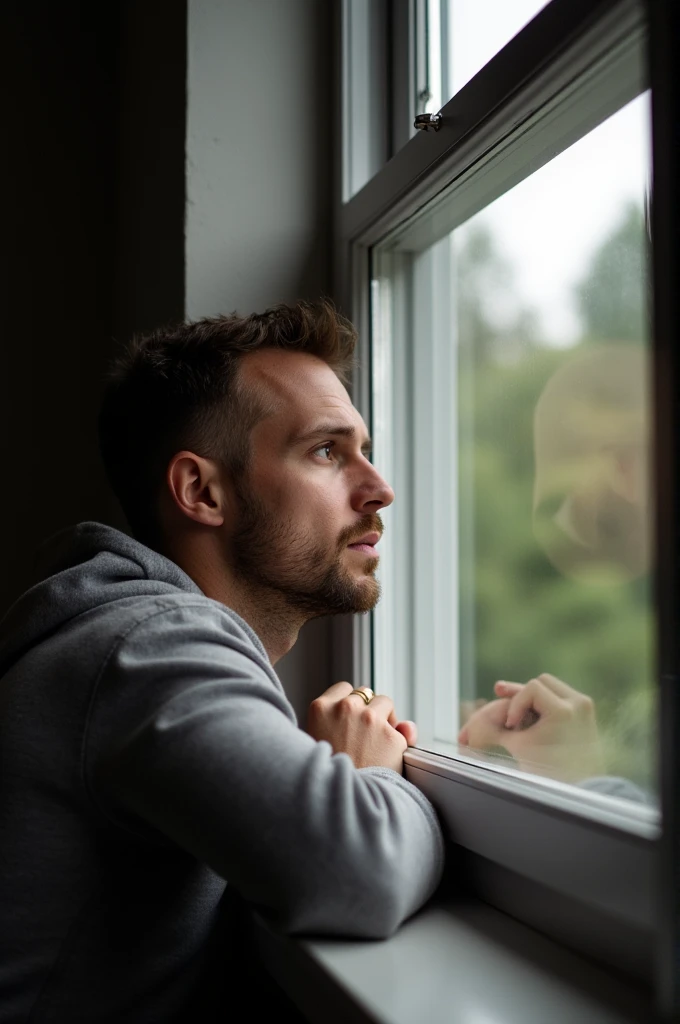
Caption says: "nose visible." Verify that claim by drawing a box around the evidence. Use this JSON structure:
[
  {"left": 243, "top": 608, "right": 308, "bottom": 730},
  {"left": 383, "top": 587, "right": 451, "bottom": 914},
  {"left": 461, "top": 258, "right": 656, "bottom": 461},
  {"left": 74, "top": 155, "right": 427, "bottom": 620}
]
[{"left": 351, "top": 459, "right": 395, "bottom": 514}]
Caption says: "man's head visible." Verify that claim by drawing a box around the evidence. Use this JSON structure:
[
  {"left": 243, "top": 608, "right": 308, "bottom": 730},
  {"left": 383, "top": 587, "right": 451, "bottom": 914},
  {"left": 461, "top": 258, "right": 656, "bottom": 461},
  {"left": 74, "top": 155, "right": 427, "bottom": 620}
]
[
  {"left": 532, "top": 343, "right": 650, "bottom": 584},
  {"left": 98, "top": 301, "right": 394, "bottom": 623}
]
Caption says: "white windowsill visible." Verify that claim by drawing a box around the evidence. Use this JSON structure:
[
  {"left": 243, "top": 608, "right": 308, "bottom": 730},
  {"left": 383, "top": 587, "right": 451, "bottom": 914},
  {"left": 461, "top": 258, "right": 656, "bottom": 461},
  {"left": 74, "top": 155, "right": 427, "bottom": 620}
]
[{"left": 254, "top": 899, "right": 655, "bottom": 1024}]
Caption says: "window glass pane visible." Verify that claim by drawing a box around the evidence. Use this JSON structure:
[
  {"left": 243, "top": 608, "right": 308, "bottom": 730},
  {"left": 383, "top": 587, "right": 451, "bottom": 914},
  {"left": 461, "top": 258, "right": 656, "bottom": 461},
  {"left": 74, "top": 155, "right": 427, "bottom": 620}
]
[
  {"left": 343, "top": 0, "right": 389, "bottom": 200},
  {"left": 372, "top": 93, "right": 656, "bottom": 802},
  {"left": 447, "top": 0, "right": 549, "bottom": 97},
  {"left": 422, "top": 0, "right": 549, "bottom": 115}
]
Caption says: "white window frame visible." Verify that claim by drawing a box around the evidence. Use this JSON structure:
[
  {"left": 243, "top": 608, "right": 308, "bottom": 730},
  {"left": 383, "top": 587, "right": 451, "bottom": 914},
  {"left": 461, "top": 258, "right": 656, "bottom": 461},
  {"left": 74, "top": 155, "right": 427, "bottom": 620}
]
[
  {"left": 341, "top": 0, "right": 434, "bottom": 200},
  {"left": 334, "top": 0, "right": 680, "bottom": 1016},
  {"left": 341, "top": 0, "right": 390, "bottom": 202}
]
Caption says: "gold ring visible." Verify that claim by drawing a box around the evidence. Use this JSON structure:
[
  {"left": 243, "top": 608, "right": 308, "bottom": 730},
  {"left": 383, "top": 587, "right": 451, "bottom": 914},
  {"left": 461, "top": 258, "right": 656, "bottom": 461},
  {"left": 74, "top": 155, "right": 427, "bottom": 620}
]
[{"left": 350, "top": 687, "right": 375, "bottom": 705}]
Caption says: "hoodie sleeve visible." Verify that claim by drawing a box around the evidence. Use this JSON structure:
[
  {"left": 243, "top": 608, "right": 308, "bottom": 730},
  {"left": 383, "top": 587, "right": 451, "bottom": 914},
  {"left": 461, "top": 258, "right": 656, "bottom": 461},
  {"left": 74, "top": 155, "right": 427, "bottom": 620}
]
[{"left": 86, "top": 602, "right": 445, "bottom": 939}]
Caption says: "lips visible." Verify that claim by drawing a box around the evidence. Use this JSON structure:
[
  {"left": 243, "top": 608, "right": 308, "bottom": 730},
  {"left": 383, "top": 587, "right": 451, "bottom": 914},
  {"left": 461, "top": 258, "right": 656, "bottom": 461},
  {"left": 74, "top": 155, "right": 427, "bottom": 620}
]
[
  {"left": 348, "top": 532, "right": 381, "bottom": 547},
  {"left": 346, "top": 531, "right": 381, "bottom": 558}
]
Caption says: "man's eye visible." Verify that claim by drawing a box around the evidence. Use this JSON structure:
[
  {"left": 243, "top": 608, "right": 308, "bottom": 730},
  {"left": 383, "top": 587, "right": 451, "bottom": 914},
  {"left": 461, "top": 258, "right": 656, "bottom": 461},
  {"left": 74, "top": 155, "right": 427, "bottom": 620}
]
[{"left": 313, "top": 444, "right": 333, "bottom": 460}]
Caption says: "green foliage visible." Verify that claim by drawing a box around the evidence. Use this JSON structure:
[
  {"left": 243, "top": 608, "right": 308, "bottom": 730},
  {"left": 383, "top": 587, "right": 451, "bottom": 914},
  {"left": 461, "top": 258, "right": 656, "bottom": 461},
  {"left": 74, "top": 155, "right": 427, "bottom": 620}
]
[{"left": 456, "top": 205, "right": 655, "bottom": 789}]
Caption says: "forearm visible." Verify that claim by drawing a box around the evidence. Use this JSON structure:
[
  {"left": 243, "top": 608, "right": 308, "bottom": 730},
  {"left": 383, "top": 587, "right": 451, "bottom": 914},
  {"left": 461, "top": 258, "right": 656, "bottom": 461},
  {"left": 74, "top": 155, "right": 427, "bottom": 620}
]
[{"left": 95, "top": 693, "right": 443, "bottom": 938}]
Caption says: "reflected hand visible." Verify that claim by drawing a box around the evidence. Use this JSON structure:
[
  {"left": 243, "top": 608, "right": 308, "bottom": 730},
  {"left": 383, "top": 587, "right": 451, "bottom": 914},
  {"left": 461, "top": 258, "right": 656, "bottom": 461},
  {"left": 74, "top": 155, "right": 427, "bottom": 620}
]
[{"left": 457, "top": 673, "right": 604, "bottom": 783}]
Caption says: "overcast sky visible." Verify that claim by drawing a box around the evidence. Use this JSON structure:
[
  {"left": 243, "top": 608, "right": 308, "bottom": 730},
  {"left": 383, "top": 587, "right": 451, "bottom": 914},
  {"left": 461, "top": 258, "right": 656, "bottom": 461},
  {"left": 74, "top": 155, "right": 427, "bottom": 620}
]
[{"left": 443, "top": 2, "right": 650, "bottom": 345}]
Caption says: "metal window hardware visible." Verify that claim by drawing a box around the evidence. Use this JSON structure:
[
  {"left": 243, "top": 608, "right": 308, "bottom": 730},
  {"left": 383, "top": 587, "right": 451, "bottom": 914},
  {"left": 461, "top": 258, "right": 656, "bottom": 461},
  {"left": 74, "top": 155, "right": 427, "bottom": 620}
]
[{"left": 414, "top": 112, "right": 442, "bottom": 132}]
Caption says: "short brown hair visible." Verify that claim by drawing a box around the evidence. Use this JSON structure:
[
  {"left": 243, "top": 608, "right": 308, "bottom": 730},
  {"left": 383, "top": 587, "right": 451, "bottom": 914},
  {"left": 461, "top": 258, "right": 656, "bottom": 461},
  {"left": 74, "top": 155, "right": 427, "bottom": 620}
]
[{"left": 98, "top": 299, "right": 357, "bottom": 550}]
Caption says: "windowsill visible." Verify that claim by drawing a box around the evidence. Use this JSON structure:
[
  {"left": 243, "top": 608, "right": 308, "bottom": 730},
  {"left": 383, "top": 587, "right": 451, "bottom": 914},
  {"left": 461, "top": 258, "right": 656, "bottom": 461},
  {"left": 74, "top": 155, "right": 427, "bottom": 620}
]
[{"left": 254, "top": 898, "right": 656, "bottom": 1024}]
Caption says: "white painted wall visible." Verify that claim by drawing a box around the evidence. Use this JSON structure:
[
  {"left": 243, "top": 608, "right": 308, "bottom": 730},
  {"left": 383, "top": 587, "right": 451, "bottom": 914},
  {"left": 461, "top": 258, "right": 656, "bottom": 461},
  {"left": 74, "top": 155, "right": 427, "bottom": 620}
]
[{"left": 186, "top": 0, "right": 333, "bottom": 317}]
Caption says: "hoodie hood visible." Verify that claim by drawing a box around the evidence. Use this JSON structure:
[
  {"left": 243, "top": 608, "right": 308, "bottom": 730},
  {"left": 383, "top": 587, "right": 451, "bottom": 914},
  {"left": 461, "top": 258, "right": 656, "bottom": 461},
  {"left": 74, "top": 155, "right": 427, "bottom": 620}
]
[{"left": 0, "top": 522, "right": 204, "bottom": 679}]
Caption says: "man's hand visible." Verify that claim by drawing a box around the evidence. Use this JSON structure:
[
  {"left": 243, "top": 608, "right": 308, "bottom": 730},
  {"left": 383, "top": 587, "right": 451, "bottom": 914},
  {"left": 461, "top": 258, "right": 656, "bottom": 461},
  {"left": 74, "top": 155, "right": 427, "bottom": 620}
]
[
  {"left": 307, "top": 682, "right": 417, "bottom": 773},
  {"left": 457, "top": 673, "right": 604, "bottom": 783}
]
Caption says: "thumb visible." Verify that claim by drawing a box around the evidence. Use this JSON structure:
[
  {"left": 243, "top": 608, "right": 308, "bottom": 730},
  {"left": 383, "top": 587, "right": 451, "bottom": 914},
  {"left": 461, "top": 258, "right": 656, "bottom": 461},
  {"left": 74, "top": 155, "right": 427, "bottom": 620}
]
[{"left": 395, "top": 720, "right": 418, "bottom": 747}]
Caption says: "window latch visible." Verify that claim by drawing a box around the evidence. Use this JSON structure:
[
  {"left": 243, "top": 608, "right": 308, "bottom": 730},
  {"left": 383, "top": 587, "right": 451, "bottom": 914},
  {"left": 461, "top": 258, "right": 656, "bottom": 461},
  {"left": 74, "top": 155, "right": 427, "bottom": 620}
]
[{"left": 414, "top": 112, "right": 442, "bottom": 132}]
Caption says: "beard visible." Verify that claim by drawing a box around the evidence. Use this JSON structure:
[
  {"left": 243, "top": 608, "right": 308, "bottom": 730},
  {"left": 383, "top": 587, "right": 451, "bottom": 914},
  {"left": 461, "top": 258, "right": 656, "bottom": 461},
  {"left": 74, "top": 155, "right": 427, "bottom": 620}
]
[{"left": 227, "top": 481, "right": 383, "bottom": 617}]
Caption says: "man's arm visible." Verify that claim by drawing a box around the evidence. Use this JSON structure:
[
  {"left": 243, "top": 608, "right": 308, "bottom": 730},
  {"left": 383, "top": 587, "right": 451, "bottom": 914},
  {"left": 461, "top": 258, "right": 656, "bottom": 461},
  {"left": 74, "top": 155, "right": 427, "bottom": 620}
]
[{"left": 86, "top": 602, "right": 444, "bottom": 939}]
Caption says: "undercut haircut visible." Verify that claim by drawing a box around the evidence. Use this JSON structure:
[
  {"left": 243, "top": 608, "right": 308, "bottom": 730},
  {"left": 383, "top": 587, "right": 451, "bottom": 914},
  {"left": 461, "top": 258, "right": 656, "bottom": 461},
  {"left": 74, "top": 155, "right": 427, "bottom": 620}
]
[{"left": 98, "top": 299, "right": 358, "bottom": 551}]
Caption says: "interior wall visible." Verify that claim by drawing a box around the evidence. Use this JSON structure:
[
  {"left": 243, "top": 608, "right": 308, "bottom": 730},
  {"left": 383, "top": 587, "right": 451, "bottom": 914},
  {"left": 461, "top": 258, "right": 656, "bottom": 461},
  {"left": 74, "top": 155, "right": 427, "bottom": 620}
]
[
  {"left": 0, "top": 0, "right": 188, "bottom": 616},
  {"left": 1, "top": 2, "right": 118, "bottom": 615},
  {"left": 185, "top": 0, "right": 333, "bottom": 319},
  {"left": 185, "top": 0, "right": 337, "bottom": 715},
  {"left": 112, "top": 1, "right": 187, "bottom": 345}
]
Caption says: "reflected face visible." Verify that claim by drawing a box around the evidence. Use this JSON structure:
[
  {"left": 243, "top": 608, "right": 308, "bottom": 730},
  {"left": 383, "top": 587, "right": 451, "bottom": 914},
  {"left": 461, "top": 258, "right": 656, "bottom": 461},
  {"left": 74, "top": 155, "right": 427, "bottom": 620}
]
[
  {"left": 225, "top": 349, "right": 395, "bottom": 617},
  {"left": 532, "top": 344, "right": 650, "bottom": 584}
]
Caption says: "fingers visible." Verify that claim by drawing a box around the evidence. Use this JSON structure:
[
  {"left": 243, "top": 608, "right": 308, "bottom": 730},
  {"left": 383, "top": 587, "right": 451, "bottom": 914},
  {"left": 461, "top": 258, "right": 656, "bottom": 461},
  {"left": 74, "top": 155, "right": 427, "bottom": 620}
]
[
  {"left": 504, "top": 678, "right": 563, "bottom": 729},
  {"left": 458, "top": 698, "right": 510, "bottom": 748},
  {"left": 325, "top": 690, "right": 396, "bottom": 722},
  {"left": 316, "top": 681, "right": 354, "bottom": 704},
  {"left": 459, "top": 682, "right": 547, "bottom": 744},
  {"left": 311, "top": 687, "right": 417, "bottom": 768},
  {"left": 499, "top": 675, "right": 584, "bottom": 730},
  {"left": 357, "top": 694, "right": 395, "bottom": 720},
  {"left": 395, "top": 720, "right": 417, "bottom": 747},
  {"left": 535, "top": 672, "right": 577, "bottom": 698},
  {"left": 496, "top": 675, "right": 575, "bottom": 699},
  {"left": 326, "top": 686, "right": 396, "bottom": 720},
  {"left": 494, "top": 680, "right": 523, "bottom": 697}
]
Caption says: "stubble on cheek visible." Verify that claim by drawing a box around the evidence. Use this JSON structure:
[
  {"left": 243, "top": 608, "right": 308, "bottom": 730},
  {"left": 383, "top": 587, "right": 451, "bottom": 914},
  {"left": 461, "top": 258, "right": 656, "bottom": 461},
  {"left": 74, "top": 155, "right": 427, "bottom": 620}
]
[{"left": 230, "top": 482, "right": 383, "bottom": 614}]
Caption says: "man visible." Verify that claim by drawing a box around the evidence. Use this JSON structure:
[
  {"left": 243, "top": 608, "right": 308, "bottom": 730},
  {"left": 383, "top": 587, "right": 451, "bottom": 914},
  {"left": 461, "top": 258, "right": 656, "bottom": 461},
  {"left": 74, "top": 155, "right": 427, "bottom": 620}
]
[{"left": 0, "top": 301, "right": 444, "bottom": 1022}]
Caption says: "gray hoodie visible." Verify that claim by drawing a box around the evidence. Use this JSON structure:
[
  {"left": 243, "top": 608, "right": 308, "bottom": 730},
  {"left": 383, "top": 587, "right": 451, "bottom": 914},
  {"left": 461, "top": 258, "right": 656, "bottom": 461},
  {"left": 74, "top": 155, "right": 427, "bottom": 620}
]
[{"left": 0, "top": 522, "right": 444, "bottom": 1023}]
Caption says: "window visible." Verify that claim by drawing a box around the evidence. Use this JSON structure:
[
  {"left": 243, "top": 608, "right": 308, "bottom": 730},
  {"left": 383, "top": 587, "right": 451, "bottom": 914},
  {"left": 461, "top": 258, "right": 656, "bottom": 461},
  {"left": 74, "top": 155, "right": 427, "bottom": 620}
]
[
  {"left": 342, "top": 0, "right": 390, "bottom": 200},
  {"left": 336, "top": 0, "right": 680, "bottom": 1012},
  {"left": 342, "top": 0, "right": 555, "bottom": 199},
  {"left": 373, "top": 93, "right": 655, "bottom": 797}
]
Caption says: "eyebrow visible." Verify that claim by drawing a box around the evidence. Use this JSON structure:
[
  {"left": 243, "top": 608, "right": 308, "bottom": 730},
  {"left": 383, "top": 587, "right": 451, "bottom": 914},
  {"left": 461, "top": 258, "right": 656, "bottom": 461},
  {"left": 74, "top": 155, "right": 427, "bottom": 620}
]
[{"left": 289, "top": 424, "right": 373, "bottom": 454}]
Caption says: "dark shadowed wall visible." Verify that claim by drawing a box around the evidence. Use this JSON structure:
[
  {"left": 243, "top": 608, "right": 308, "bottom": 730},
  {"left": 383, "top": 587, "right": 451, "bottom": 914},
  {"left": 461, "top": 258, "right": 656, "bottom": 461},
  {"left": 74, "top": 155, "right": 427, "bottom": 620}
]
[
  {"left": 1, "top": 0, "right": 186, "bottom": 613},
  {"left": 2, "top": 2, "right": 119, "bottom": 610}
]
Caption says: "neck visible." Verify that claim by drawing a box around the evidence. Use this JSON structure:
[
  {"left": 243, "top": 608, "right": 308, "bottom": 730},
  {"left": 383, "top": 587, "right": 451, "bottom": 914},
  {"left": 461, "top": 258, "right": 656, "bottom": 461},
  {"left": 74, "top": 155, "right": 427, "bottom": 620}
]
[{"left": 168, "top": 537, "right": 303, "bottom": 664}]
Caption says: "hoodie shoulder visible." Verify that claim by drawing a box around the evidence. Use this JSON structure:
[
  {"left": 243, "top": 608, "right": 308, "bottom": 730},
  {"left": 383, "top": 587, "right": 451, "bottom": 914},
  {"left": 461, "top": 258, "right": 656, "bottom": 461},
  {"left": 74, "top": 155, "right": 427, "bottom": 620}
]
[
  {"left": 28, "top": 521, "right": 199, "bottom": 592},
  {"left": 0, "top": 521, "right": 268, "bottom": 677}
]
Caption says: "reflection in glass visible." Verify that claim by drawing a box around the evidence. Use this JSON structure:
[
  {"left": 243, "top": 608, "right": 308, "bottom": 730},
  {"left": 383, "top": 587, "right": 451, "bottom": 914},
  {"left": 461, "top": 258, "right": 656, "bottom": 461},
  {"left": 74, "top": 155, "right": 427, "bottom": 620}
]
[
  {"left": 373, "top": 94, "right": 655, "bottom": 801},
  {"left": 452, "top": 98, "right": 654, "bottom": 796}
]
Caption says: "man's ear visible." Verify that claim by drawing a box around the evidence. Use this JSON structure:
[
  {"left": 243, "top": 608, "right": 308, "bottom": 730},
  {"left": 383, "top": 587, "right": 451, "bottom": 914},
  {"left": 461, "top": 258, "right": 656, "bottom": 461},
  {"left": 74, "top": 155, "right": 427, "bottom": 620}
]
[{"left": 165, "top": 451, "right": 230, "bottom": 529}]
